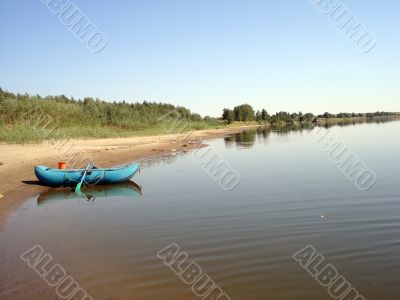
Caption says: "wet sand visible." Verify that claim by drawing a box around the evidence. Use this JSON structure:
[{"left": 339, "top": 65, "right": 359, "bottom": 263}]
[{"left": 0, "top": 125, "right": 260, "bottom": 231}]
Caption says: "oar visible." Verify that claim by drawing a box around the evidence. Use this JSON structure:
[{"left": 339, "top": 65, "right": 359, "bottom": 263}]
[{"left": 75, "top": 162, "right": 93, "bottom": 193}]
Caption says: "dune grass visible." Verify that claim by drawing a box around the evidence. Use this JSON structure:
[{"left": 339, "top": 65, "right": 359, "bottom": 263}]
[
  {"left": 0, "top": 121, "right": 227, "bottom": 144},
  {"left": 0, "top": 89, "right": 227, "bottom": 143}
]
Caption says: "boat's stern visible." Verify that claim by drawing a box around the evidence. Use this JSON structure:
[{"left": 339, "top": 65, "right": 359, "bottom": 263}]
[{"left": 35, "top": 166, "right": 65, "bottom": 187}]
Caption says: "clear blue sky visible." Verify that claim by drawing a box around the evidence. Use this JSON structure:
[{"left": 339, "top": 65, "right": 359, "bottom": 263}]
[{"left": 0, "top": 0, "right": 399, "bottom": 117}]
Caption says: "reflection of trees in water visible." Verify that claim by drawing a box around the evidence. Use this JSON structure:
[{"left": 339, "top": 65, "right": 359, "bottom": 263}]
[
  {"left": 224, "top": 129, "right": 257, "bottom": 149},
  {"left": 322, "top": 117, "right": 396, "bottom": 128},
  {"left": 224, "top": 125, "right": 312, "bottom": 149},
  {"left": 271, "top": 124, "right": 310, "bottom": 134},
  {"left": 223, "top": 118, "right": 397, "bottom": 149},
  {"left": 223, "top": 135, "right": 236, "bottom": 149},
  {"left": 257, "top": 127, "right": 271, "bottom": 139},
  {"left": 137, "top": 119, "right": 397, "bottom": 161}
]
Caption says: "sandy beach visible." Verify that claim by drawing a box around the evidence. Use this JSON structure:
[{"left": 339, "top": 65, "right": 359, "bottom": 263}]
[{"left": 0, "top": 125, "right": 260, "bottom": 231}]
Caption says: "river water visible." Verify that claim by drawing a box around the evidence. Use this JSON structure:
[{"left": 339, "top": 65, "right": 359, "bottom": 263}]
[{"left": 0, "top": 120, "right": 399, "bottom": 300}]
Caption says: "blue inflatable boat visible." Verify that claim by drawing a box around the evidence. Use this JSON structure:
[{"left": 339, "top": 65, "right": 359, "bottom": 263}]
[{"left": 35, "top": 163, "right": 140, "bottom": 187}]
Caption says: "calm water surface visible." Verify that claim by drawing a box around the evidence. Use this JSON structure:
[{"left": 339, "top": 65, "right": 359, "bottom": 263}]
[{"left": 0, "top": 121, "right": 399, "bottom": 300}]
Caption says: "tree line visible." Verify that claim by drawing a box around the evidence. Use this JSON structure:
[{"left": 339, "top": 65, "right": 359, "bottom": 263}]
[
  {"left": 0, "top": 87, "right": 398, "bottom": 142},
  {"left": 222, "top": 104, "right": 399, "bottom": 124}
]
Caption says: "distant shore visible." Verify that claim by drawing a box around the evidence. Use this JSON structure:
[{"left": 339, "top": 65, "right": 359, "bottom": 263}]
[
  {"left": 0, "top": 124, "right": 261, "bottom": 231},
  {"left": 264, "top": 115, "right": 400, "bottom": 128}
]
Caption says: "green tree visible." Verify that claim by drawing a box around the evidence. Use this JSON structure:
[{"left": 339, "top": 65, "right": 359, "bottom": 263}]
[
  {"left": 233, "top": 104, "right": 255, "bottom": 121},
  {"left": 222, "top": 108, "right": 234, "bottom": 124},
  {"left": 304, "top": 113, "right": 314, "bottom": 121},
  {"left": 261, "top": 109, "right": 269, "bottom": 121},
  {"left": 255, "top": 110, "right": 261, "bottom": 122},
  {"left": 290, "top": 113, "right": 299, "bottom": 120}
]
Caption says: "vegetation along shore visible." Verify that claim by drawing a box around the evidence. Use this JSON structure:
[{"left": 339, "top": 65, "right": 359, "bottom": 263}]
[{"left": 1, "top": 88, "right": 399, "bottom": 143}]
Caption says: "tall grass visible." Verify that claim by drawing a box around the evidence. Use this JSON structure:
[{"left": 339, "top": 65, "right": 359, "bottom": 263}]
[{"left": 0, "top": 88, "right": 223, "bottom": 143}]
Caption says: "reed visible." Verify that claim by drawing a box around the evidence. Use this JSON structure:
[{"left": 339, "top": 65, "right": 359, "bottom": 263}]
[{"left": 0, "top": 89, "right": 222, "bottom": 143}]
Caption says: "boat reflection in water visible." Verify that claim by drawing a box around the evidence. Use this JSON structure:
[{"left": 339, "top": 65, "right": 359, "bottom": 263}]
[{"left": 37, "top": 181, "right": 142, "bottom": 205}]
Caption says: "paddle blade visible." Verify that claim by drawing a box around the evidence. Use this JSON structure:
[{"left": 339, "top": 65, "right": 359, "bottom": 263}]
[{"left": 75, "top": 182, "right": 82, "bottom": 193}]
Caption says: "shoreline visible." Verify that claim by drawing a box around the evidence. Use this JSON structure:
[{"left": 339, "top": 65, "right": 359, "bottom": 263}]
[
  {"left": 1, "top": 116, "right": 398, "bottom": 231},
  {"left": 0, "top": 125, "right": 261, "bottom": 231}
]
